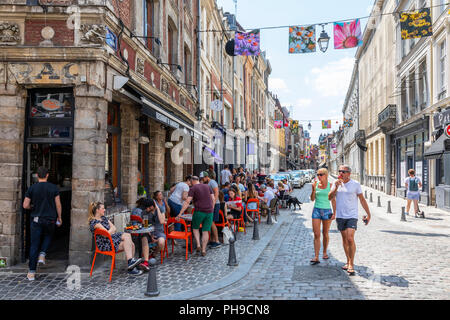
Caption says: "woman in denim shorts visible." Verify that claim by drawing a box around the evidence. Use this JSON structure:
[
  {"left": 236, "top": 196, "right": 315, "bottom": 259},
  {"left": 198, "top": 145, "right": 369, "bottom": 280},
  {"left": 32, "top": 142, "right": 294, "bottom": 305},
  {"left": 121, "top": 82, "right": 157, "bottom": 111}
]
[{"left": 309, "top": 168, "right": 336, "bottom": 265}]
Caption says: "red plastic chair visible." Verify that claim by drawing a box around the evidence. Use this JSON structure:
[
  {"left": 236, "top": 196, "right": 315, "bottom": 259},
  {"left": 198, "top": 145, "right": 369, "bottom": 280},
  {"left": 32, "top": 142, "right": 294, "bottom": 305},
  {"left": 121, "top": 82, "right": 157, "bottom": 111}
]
[
  {"left": 90, "top": 229, "right": 123, "bottom": 282},
  {"left": 246, "top": 198, "right": 260, "bottom": 224},
  {"left": 215, "top": 210, "right": 230, "bottom": 228},
  {"left": 164, "top": 217, "right": 192, "bottom": 260},
  {"left": 228, "top": 206, "right": 246, "bottom": 234}
]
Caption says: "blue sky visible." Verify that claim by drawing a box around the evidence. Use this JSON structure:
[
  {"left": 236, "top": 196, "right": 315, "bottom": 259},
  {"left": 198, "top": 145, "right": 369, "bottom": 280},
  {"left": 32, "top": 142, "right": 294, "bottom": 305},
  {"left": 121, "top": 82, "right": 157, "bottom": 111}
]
[{"left": 216, "top": 0, "right": 374, "bottom": 144}]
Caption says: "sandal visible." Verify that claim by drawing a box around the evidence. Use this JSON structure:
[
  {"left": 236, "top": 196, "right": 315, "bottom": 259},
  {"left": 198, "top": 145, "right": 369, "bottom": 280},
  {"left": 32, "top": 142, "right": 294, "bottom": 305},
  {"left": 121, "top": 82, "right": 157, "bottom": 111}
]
[
  {"left": 347, "top": 267, "right": 356, "bottom": 275},
  {"left": 341, "top": 264, "right": 348, "bottom": 270},
  {"left": 323, "top": 254, "right": 329, "bottom": 260},
  {"left": 310, "top": 259, "right": 320, "bottom": 265},
  {"left": 201, "top": 251, "right": 206, "bottom": 256}
]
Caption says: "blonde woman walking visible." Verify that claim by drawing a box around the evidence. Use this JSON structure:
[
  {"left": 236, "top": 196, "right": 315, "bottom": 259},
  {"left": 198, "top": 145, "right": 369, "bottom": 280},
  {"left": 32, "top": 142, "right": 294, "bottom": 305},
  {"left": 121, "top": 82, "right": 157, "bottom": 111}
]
[{"left": 310, "top": 168, "right": 336, "bottom": 265}]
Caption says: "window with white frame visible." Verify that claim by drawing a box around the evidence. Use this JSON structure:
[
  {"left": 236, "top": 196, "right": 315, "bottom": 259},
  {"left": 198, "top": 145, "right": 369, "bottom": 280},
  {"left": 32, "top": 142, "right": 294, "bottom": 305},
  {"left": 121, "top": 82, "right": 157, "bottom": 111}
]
[
  {"left": 439, "top": 40, "right": 447, "bottom": 98},
  {"left": 418, "top": 59, "right": 428, "bottom": 109},
  {"left": 439, "top": 0, "right": 447, "bottom": 14}
]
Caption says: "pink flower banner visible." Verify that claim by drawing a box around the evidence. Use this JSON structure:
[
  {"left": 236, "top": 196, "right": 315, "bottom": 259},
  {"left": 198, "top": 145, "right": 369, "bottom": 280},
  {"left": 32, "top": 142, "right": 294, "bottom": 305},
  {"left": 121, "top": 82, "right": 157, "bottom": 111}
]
[
  {"left": 334, "top": 19, "right": 363, "bottom": 50},
  {"left": 274, "top": 120, "right": 283, "bottom": 129}
]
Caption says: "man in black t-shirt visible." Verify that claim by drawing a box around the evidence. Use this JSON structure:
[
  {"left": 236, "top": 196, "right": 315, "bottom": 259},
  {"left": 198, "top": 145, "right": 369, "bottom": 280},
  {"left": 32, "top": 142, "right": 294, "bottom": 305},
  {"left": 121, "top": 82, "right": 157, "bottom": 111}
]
[{"left": 23, "top": 167, "right": 62, "bottom": 281}]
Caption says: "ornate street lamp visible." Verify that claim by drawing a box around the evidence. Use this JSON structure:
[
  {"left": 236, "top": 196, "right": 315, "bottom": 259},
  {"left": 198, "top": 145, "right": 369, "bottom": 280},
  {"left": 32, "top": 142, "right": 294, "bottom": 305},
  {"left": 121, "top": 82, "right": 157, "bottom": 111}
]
[{"left": 317, "top": 24, "right": 330, "bottom": 53}]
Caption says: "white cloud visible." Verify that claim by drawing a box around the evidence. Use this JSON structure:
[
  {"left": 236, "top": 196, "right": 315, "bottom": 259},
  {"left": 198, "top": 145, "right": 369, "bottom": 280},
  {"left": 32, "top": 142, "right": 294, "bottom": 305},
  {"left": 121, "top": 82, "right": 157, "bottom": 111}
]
[
  {"left": 295, "top": 98, "right": 312, "bottom": 108},
  {"left": 311, "top": 57, "right": 355, "bottom": 97},
  {"left": 269, "top": 78, "right": 290, "bottom": 93}
]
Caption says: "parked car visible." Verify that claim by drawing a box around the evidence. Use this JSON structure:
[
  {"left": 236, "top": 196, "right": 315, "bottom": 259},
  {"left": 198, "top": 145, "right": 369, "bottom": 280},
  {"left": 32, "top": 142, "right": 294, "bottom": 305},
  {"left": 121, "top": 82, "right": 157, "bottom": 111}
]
[
  {"left": 269, "top": 173, "right": 291, "bottom": 190},
  {"left": 289, "top": 172, "right": 305, "bottom": 188}
]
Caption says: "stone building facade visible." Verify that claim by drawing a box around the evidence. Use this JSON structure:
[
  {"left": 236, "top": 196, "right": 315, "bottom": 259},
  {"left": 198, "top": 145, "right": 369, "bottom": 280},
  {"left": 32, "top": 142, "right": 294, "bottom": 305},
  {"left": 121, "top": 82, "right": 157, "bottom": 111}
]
[{"left": 0, "top": 0, "right": 200, "bottom": 267}]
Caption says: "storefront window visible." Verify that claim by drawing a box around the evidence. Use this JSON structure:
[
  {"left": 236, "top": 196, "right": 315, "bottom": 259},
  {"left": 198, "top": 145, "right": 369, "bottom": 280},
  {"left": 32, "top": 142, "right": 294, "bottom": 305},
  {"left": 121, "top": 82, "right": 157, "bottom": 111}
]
[{"left": 105, "top": 103, "right": 121, "bottom": 206}]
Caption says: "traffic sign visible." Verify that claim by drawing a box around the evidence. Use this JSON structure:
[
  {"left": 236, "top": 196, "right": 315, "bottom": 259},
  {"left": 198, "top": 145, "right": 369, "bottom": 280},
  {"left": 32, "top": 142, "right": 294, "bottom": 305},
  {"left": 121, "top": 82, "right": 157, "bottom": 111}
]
[{"left": 446, "top": 123, "right": 450, "bottom": 138}]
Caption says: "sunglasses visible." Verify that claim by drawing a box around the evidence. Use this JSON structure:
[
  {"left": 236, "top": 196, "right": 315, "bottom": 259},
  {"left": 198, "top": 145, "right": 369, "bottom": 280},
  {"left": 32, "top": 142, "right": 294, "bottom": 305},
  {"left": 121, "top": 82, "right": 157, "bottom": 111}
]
[
  {"left": 338, "top": 170, "right": 350, "bottom": 173},
  {"left": 317, "top": 174, "right": 325, "bottom": 176}
]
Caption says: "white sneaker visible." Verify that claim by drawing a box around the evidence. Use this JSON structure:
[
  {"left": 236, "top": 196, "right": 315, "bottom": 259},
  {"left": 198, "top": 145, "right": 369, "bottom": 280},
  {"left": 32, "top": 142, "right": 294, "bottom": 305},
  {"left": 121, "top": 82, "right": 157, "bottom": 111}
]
[
  {"left": 38, "top": 255, "right": 45, "bottom": 265},
  {"left": 27, "top": 273, "right": 35, "bottom": 281}
]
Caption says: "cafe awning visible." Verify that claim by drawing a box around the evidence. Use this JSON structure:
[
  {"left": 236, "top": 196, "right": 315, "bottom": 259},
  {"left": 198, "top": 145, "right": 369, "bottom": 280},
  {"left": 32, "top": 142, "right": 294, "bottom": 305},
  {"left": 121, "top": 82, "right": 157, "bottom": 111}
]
[{"left": 424, "top": 134, "right": 449, "bottom": 160}]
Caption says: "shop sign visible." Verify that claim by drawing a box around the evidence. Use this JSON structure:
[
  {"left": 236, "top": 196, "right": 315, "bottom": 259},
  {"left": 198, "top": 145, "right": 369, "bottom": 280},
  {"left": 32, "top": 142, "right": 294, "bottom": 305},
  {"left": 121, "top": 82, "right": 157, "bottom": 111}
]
[
  {"left": 433, "top": 109, "right": 450, "bottom": 130},
  {"left": 41, "top": 99, "right": 62, "bottom": 111},
  {"left": 210, "top": 100, "right": 223, "bottom": 112},
  {"left": 155, "top": 112, "right": 180, "bottom": 129},
  {"left": 8, "top": 62, "right": 79, "bottom": 84}
]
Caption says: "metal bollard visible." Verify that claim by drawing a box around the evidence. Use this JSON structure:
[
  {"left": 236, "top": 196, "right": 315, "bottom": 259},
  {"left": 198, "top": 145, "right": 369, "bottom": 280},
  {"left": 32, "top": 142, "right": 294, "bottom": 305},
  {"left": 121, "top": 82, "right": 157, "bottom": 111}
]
[
  {"left": 365, "top": 190, "right": 368, "bottom": 199},
  {"left": 370, "top": 193, "right": 373, "bottom": 203},
  {"left": 252, "top": 218, "right": 260, "bottom": 240},
  {"left": 144, "top": 258, "right": 159, "bottom": 297},
  {"left": 267, "top": 208, "right": 273, "bottom": 225},
  {"left": 401, "top": 207, "right": 407, "bottom": 222},
  {"left": 377, "top": 196, "right": 381, "bottom": 207},
  {"left": 387, "top": 200, "right": 392, "bottom": 213},
  {"left": 227, "top": 237, "right": 238, "bottom": 266}
]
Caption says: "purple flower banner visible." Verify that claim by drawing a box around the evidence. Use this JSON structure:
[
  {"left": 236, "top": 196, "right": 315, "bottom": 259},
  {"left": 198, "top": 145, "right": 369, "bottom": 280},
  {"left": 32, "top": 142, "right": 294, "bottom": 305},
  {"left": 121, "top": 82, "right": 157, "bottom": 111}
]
[{"left": 235, "top": 30, "right": 261, "bottom": 56}]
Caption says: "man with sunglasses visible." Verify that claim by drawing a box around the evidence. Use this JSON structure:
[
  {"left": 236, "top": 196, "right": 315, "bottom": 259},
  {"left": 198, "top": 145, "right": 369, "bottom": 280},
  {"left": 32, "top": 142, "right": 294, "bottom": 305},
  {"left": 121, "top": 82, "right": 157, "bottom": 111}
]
[{"left": 328, "top": 165, "right": 371, "bottom": 276}]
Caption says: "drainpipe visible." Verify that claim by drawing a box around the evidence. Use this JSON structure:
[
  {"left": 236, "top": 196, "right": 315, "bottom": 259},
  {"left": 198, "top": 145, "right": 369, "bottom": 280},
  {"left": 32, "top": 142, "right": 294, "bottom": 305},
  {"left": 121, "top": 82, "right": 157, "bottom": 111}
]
[
  {"left": 243, "top": 57, "right": 248, "bottom": 168},
  {"left": 196, "top": 0, "right": 202, "bottom": 172}
]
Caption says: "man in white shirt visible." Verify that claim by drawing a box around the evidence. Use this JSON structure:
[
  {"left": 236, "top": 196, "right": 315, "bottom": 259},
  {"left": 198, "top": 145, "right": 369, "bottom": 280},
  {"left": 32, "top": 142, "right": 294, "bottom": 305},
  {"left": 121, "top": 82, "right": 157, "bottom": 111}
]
[
  {"left": 258, "top": 184, "right": 274, "bottom": 216},
  {"left": 220, "top": 165, "right": 232, "bottom": 187},
  {"left": 328, "top": 165, "right": 371, "bottom": 276},
  {"left": 168, "top": 176, "right": 192, "bottom": 231}
]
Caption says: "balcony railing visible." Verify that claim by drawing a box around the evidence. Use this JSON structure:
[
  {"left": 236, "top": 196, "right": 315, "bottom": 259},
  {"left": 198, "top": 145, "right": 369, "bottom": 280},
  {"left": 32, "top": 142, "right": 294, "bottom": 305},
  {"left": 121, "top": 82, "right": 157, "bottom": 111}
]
[{"left": 378, "top": 104, "right": 397, "bottom": 133}]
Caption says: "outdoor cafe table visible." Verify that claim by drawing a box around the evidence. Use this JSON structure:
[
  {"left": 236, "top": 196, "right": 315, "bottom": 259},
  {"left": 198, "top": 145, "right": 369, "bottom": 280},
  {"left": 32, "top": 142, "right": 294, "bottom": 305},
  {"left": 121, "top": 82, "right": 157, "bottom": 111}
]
[{"left": 124, "top": 226, "right": 155, "bottom": 259}]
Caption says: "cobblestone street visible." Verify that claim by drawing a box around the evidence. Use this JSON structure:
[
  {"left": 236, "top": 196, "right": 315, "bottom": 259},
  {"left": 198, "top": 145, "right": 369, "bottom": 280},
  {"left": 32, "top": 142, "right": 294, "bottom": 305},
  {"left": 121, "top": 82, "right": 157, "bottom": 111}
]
[
  {"left": 0, "top": 183, "right": 449, "bottom": 300},
  {"left": 199, "top": 183, "right": 450, "bottom": 300}
]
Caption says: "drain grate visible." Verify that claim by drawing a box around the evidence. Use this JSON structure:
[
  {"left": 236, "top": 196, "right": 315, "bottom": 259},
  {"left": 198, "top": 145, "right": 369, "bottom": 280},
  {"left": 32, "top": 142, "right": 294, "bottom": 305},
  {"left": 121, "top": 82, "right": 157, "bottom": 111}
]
[{"left": 292, "top": 265, "right": 345, "bottom": 282}]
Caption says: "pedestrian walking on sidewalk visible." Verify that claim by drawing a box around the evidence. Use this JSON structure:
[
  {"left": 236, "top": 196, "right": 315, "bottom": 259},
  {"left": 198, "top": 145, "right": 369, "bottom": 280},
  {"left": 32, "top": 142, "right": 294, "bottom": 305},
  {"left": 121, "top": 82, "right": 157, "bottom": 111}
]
[
  {"left": 178, "top": 176, "right": 215, "bottom": 256},
  {"left": 405, "top": 169, "right": 422, "bottom": 216},
  {"left": 328, "top": 165, "right": 371, "bottom": 276},
  {"left": 309, "top": 168, "right": 336, "bottom": 265},
  {"left": 22, "top": 167, "right": 62, "bottom": 281}
]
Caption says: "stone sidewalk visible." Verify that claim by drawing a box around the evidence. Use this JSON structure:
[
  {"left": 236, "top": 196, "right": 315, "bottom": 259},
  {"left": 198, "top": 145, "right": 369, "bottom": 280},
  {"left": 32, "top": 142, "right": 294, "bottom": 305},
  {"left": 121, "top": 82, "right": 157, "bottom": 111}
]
[
  {"left": 0, "top": 205, "right": 293, "bottom": 300},
  {"left": 359, "top": 184, "right": 450, "bottom": 236}
]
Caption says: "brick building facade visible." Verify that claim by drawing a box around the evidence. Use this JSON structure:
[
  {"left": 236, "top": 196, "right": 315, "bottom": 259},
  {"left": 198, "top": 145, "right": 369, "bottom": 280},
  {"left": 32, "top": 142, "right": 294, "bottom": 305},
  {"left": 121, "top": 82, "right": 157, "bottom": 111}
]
[{"left": 0, "top": 0, "right": 201, "bottom": 267}]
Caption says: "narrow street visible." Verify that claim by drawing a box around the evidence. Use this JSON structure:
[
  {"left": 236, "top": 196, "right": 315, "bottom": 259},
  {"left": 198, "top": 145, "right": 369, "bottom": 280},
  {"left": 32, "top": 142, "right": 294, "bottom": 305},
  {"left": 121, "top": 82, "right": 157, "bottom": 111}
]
[{"left": 199, "top": 183, "right": 450, "bottom": 300}]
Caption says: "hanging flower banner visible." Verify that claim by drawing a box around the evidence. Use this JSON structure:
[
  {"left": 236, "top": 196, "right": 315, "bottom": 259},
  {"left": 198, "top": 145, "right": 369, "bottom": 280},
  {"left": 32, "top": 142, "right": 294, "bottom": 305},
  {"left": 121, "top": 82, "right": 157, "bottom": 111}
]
[
  {"left": 274, "top": 120, "right": 283, "bottom": 129},
  {"left": 334, "top": 19, "right": 363, "bottom": 49},
  {"left": 322, "top": 120, "right": 331, "bottom": 129},
  {"left": 400, "top": 8, "right": 432, "bottom": 40},
  {"left": 289, "top": 25, "right": 316, "bottom": 54},
  {"left": 235, "top": 30, "right": 261, "bottom": 56},
  {"left": 290, "top": 120, "right": 299, "bottom": 134},
  {"left": 343, "top": 117, "right": 354, "bottom": 128}
]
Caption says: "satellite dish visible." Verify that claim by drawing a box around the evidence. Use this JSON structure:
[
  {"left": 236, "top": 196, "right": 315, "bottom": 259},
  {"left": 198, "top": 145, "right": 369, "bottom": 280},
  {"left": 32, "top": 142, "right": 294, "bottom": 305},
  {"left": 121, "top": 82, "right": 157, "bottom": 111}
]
[{"left": 225, "top": 39, "right": 236, "bottom": 56}]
